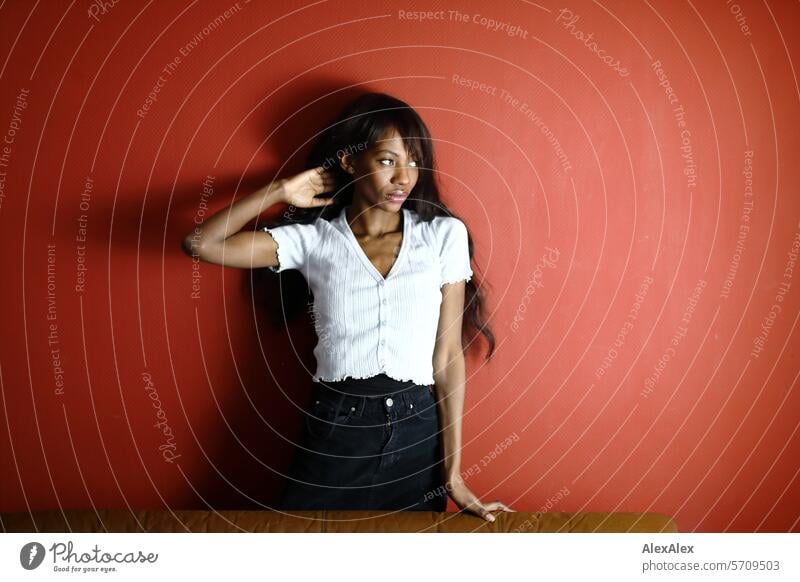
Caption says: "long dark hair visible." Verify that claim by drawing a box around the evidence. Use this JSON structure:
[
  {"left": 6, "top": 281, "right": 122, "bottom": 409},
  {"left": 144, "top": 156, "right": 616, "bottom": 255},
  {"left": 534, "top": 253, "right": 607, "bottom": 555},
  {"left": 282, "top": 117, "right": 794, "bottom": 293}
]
[{"left": 260, "top": 92, "right": 495, "bottom": 361}]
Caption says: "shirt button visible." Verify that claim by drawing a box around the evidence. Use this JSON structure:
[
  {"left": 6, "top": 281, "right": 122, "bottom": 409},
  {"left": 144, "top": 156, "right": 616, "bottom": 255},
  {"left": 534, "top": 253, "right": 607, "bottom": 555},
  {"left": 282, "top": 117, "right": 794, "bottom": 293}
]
[
  {"left": 381, "top": 299, "right": 387, "bottom": 305},
  {"left": 385, "top": 397, "right": 394, "bottom": 407},
  {"left": 380, "top": 339, "right": 386, "bottom": 345},
  {"left": 379, "top": 280, "right": 385, "bottom": 286},
  {"left": 381, "top": 319, "right": 387, "bottom": 325}
]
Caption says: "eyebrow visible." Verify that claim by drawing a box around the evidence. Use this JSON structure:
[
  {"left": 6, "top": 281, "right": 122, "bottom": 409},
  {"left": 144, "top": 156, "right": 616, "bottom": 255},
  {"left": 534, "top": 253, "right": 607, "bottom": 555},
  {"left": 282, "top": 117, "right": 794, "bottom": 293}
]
[{"left": 375, "top": 149, "right": 416, "bottom": 157}]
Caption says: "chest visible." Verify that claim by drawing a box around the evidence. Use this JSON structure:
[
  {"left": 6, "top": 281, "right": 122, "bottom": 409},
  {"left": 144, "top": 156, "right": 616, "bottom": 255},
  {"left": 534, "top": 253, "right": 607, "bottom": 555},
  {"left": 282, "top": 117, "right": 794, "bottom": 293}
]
[
  {"left": 352, "top": 232, "right": 404, "bottom": 279},
  {"left": 308, "top": 226, "right": 442, "bottom": 320}
]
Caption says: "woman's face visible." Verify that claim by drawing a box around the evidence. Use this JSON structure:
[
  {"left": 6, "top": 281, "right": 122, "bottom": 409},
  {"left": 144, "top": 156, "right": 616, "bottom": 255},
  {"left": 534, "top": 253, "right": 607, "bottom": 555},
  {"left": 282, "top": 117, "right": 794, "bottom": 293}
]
[{"left": 343, "top": 128, "right": 419, "bottom": 211}]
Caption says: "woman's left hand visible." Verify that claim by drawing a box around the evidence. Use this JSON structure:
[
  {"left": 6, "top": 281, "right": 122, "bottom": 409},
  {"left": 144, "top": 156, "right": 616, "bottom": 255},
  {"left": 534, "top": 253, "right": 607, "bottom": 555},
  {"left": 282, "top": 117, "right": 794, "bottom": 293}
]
[{"left": 447, "top": 478, "right": 515, "bottom": 522}]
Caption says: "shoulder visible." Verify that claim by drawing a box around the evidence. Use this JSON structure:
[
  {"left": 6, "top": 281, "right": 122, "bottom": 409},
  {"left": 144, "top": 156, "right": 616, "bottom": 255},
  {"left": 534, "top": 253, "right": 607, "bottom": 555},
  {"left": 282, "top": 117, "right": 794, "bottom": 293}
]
[
  {"left": 260, "top": 218, "right": 330, "bottom": 268},
  {"left": 430, "top": 215, "right": 468, "bottom": 245},
  {"left": 262, "top": 217, "right": 329, "bottom": 239},
  {"left": 430, "top": 214, "right": 467, "bottom": 230}
]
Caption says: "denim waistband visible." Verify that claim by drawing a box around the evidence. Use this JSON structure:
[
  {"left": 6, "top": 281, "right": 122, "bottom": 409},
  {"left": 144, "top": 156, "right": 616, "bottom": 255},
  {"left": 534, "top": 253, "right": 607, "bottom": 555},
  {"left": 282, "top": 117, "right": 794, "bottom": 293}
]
[{"left": 313, "top": 373, "right": 430, "bottom": 397}]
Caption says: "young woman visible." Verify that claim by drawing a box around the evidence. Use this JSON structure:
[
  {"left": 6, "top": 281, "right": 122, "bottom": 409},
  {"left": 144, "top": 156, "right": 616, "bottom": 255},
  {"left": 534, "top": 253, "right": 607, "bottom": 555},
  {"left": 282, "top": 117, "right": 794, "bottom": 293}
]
[{"left": 184, "top": 92, "right": 513, "bottom": 521}]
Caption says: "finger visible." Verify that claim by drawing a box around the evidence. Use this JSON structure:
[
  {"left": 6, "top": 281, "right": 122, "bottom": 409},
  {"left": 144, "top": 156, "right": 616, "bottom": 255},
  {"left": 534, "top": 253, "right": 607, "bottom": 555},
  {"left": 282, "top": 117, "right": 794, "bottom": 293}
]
[
  {"left": 315, "top": 180, "right": 337, "bottom": 193},
  {"left": 317, "top": 168, "right": 337, "bottom": 180},
  {"left": 310, "top": 168, "right": 332, "bottom": 183},
  {"left": 485, "top": 501, "right": 515, "bottom": 512},
  {"left": 305, "top": 167, "right": 322, "bottom": 181},
  {"left": 468, "top": 501, "right": 496, "bottom": 523},
  {"left": 312, "top": 196, "right": 337, "bottom": 207}
]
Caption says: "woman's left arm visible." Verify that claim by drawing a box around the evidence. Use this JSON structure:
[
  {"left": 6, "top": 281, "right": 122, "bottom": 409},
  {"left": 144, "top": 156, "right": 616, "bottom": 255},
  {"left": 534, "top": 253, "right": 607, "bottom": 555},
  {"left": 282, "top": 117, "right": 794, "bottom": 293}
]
[{"left": 432, "top": 281, "right": 514, "bottom": 522}]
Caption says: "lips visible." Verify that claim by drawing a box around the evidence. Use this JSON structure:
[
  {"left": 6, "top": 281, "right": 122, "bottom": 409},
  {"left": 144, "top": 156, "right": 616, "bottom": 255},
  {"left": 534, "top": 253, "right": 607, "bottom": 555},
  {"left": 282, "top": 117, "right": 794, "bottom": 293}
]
[{"left": 387, "top": 190, "right": 407, "bottom": 201}]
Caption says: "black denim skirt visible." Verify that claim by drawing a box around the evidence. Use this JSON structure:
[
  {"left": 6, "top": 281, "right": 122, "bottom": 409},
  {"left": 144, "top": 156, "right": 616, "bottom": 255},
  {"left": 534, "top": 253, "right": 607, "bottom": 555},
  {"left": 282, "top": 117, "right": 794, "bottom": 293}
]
[{"left": 276, "top": 373, "right": 447, "bottom": 512}]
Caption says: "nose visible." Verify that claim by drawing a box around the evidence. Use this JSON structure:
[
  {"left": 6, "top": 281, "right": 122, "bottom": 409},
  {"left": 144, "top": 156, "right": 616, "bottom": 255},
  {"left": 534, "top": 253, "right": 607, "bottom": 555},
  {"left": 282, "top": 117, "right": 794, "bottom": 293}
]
[{"left": 393, "top": 163, "right": 413, "bottom": 186}]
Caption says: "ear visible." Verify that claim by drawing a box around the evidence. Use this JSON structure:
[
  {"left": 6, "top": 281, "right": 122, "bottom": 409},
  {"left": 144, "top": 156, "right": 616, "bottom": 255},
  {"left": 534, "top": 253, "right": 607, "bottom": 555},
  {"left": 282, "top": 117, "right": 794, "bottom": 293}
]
[{"left": 339, "top": 153, "right": 356, "bottom": 175}]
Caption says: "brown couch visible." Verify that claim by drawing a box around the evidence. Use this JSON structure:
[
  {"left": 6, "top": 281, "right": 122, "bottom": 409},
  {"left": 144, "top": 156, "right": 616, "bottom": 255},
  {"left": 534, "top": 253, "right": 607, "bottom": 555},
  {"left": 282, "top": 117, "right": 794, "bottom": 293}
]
[{"left": 1, "top": 509, "right": 678, "bottom": 532}]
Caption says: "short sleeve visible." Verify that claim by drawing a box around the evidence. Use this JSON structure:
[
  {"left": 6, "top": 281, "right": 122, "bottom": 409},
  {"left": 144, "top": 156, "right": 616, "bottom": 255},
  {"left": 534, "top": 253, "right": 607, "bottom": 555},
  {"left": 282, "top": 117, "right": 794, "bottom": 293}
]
[
  {"left": 436, "top": 217, "right": 473, "bottom": 287},
  {"left": 261, "top": 221, "right": 320, "bottom": 273}
]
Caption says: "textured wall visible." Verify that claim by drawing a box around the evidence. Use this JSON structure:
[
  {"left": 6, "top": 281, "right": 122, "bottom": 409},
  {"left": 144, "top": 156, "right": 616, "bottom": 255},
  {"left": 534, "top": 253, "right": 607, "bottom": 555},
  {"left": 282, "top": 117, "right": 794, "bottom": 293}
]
[{"left": 0, "top": 0, "right": 798, "bottom": 532}]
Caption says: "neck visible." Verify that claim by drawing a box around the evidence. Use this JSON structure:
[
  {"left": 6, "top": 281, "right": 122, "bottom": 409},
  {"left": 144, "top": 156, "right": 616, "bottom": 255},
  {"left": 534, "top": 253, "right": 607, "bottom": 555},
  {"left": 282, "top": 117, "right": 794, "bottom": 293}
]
[{"left": 345, "top": 200, "right": 403, "bottom": 237}]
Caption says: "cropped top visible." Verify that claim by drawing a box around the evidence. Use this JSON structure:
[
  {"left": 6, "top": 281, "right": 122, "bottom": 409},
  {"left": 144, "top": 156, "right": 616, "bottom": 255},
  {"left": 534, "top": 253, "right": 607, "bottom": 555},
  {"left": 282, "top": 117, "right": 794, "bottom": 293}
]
[{"left": 262, "top": 204, "right": 473, "bottom": 386}]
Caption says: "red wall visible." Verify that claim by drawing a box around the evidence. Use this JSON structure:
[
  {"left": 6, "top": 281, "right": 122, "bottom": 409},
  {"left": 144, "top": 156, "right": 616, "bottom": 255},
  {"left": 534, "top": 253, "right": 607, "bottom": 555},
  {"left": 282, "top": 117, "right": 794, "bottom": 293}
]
[{"left": 1, "top": 0, "right": 798, "bottom": 532}]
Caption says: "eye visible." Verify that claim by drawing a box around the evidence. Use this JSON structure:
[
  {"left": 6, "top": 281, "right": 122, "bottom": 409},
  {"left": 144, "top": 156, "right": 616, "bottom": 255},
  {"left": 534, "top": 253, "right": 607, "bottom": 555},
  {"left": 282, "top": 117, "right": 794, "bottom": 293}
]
[{"left": 379, "top": 158, "right": 419, "bottom": 167}]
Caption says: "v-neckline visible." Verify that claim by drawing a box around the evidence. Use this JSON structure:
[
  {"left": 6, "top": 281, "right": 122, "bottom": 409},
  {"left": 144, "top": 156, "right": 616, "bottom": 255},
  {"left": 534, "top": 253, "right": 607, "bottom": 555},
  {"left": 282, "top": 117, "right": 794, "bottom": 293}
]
[{"left": 340, "top": 205, "right": 409, "bottom": 283}]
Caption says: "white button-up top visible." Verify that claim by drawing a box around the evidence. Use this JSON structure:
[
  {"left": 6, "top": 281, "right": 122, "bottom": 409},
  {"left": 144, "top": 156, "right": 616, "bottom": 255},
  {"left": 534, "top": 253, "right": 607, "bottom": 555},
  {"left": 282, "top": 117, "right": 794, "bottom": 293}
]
[{"left": 262, "top": 204, "right": 473, "bottom": 386}]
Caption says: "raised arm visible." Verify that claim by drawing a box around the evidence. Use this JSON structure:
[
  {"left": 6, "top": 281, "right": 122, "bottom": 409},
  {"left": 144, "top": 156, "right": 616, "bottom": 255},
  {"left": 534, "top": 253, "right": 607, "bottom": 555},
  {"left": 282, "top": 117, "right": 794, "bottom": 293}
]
[{"left": 181, "top": 167, "right": 336, "bottom": 269}]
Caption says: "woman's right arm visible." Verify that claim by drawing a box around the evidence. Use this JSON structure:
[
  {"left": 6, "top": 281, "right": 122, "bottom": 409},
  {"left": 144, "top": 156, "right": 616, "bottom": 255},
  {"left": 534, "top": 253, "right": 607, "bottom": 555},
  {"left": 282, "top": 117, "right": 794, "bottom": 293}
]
[
  {"left": 181, "top": 181, "right": 287, "bottom": 269},
  {"left": 181, "top": 167, "right": 336, "bottom": 269}
]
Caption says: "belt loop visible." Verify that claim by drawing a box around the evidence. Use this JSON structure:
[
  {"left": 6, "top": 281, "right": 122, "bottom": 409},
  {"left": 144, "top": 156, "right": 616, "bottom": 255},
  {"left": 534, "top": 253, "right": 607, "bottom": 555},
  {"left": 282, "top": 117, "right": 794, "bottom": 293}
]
[{"left": 356, "top": 395, "right": 367, "bottom": 417}]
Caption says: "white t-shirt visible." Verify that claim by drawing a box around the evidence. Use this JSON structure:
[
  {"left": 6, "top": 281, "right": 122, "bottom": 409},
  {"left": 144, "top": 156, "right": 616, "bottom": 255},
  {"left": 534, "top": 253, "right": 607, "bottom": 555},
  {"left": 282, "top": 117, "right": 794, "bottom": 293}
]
[{"left": 262, "top": 204, "right": 473, "bottom": 386}]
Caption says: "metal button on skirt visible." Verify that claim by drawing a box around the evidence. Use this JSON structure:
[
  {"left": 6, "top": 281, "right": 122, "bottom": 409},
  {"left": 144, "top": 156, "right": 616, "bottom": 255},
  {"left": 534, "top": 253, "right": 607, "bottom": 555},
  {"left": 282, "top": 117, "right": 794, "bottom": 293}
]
[{"left": 276, "top": 374, "right": 447, "bottom": 512}]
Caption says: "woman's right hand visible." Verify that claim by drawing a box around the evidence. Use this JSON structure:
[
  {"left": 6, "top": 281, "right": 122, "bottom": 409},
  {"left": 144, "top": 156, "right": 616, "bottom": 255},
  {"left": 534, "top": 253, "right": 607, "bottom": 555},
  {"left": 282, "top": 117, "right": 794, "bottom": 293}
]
[{"left": 277, "top": 166, "right": 338, "bottom": 208}]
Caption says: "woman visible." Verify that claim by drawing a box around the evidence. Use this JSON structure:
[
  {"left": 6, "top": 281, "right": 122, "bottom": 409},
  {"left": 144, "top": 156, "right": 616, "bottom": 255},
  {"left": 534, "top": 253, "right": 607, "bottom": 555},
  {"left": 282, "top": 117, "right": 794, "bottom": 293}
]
[{"left": 184, "top": 92, "right": 513, "bottom": 521}]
